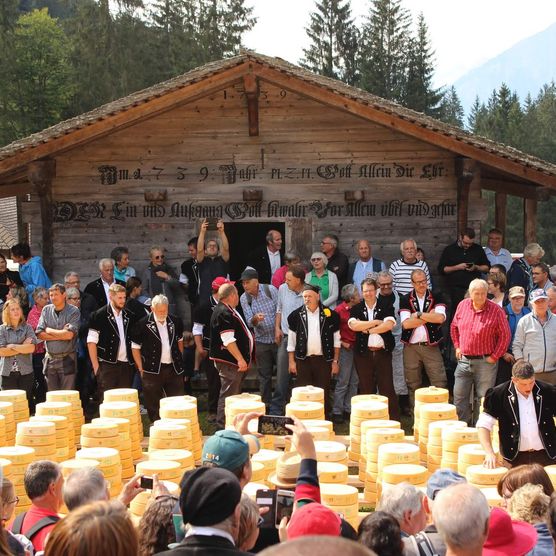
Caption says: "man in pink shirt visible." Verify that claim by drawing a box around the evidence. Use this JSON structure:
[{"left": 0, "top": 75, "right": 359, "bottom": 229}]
[{"left": 451, "top": 278, "right": 511, "bottom": 424}]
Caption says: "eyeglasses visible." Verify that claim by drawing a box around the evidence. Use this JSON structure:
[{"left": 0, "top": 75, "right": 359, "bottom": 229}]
[
  {"left": 67, "top": 297, "right": 80, "bottom": 301},
  {"left": 7, "top": 496, "right": 18, "bottom": 505},
  {"left": 412, "top": 279, "right": 427, "bottom": 285},
  {"left": 379, "top": 283, "right": 393, "bottom": 288},
  {"left": 154, "top": 255, "right": 165, "bottom": 260},
  {"left": 320, "top": 241, "right": 332, "bottom": 245},
  {"left": 311, "top": 258, "right": 322, "bottom": 262}
]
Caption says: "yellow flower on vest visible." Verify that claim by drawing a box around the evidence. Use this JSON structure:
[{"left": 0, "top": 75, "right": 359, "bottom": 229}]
[{"left": 323, "top": 308, "right": 331, "bottom": 317}]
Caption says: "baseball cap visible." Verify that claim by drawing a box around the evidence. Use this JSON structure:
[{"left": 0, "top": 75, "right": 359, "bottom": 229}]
[
  {"left": 508, "top": 286, "right": 526, "bottom": 299},
  {"left": 201, "top": 430, "right": 250, "bottom": 471},
  {"left": 287, "top": 502, "right": 342, "bottom": 539},
  {"left": 426, "top": 469, "right": 467, "bottom": 500},
  {"left": 529, "top": 288, "right": 548, "bottom": 303},
  {"left": 240, "top": 268, "right": 259, "bottom": 281},
  {"left": 211, "top": 276, "right": 233, "bottom": 291}
]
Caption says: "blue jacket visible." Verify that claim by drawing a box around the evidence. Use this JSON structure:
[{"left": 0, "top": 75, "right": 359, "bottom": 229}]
[
  {"left": 527, "top": 522, "right": 554, "bottom": 556},
  {"left": 18, "top": 256, "right": 51, "bottom": 301}
]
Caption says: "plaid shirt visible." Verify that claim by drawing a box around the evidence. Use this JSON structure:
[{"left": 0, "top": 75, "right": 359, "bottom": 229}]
[{"left": 240, "top": 285, "right": 278, "bottom": 344}]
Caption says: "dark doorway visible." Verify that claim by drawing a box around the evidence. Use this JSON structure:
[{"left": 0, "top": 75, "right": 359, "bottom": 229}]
[{"left": 226, "top": 221, "right": 285, "bottom": 280}]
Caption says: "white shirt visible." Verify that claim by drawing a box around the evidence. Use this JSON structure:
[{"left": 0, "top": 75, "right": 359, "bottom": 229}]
[
  {"left": 185, "top": 525, "right": 235, "bottom": 545},
  {"left": 220, "top": 307, "right": 255, "bottom": 357},
  {"left": 477, "top": 390, "right": 544, "bottom": 452},
  {"left": 113, "top": 305, "right": 127, "bottom": 362},
  {"left": 101, "top": 279, "right": 112, "bottom": 304},
  {"left": 399, "top": 297, "right": 446, "bottom": 344},
  {"left": 267, "top": 248, "right": 281, "bottom": 276},
  {"left": 155, "top": 319, "right": 172, "bottom": 364},
  {"left": 287, "top": 308, "right": 341, "bottom": 354}
]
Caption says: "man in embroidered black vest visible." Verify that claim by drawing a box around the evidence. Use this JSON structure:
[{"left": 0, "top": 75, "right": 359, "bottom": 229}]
[
  {"left": 348, "top": 277, "right": 400, "bottom": 421},
  {"left": 287, "top": 284, "right": 340, "bottom": 418},
  {"left": 478, "top": 360, "right": 556, "bottom": 468},
  {"left": 399, "top": 269, "right": 448, "bottom": 410},
  {"left": 210, "top": 283, "right": 255, "bottom": 429}
]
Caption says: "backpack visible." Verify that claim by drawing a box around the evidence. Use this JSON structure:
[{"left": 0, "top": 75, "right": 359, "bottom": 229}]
[
  {"left": 410, "top": 532, "right": 440, "bottom": 556},
  {"left": 12, "top": 512, "right": 60, "bottom": 544}
]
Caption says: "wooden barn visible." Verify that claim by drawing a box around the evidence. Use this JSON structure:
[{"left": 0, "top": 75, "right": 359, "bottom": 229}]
[{"left": 0, "top": 51, "right": 555, "bottom": 282}]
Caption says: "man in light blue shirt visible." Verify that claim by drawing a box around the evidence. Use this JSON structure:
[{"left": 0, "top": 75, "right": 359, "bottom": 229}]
[
  {"left": 348, "top": 240, "right": 386, "bottom": 294},
  {"left": 484, "top": 228, "right": 513, "bottom": 271}
]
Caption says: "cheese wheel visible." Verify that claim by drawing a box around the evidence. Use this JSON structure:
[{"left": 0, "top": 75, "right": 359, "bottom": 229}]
[
  {"left": 252, "top": 450, "right": 281, "bottom": 470},
  {"left": 15, "top": 433, "right": 57, "bottom": 446},
  {"left": 419, "top": 403, "right": 457, "bottom": 421},
  {"left": 300, "top": 419, "right": 334, "bottom": 432},
  {"left": 36, "top": 401, "right": 72, "bottom": 416},
  {"left": 466, "top": 465, "right": 507, "bottom": 485},
  {"left": 366, "top": 428, "right": 405, "bottom": 445},
  {"left": 285, "top": 401, "right": 324, "bottom": 419},
  {"left": 544, "top": 465, "right": 556, "bottom": 487},
  {"left": 324, "top": 503, "right": 359, "bottom": 519},
  {"left": 249, "top": 461, "right": 266, "bottom": 483},
  {"left": 352, "top": 401, "right": 389, "bottom": 419},
  {"left": 99, "top": 401, "right": 137, "bottom": 417},
  {"left": 224, "top": 393, "right": 262, "bottom": 408},
  {"left": 317, "top": 462, "right": 349, "bottom": 484},
  {"left": 0, "top": 390, "right": 27, "bottom": 402},
  {"left": 415, "top": 387, "right": 449, "bottom": 403},
  {"left": 442, "top": 427, "right": 479, "bottom": 443},
  {"left": 351, "top": 394, "right": 388, "bottom": 406},
  {"left": 103, "top": 389, "right": 139, "bottom": 403},
  {"left": 148, "top": 449, "right": 194, "bottom": 467},
  {"left": 80, "top": 435, "right": 121, "bottom": 448},
  {"left": 314, "top": 441, "right": 347, "bottom": 462},
  {"left": 306, "top": 427, "right": 331, "bottom": 441},
  {"left": 457, "top": 445, "right": 490, "bottom": 465},
  {"left": 81, "top": 423, "right": 119, "bottom": 438},
  {"left": 91, "top": 417, "right": 131, "bottom": 433},
  {"left": 149, "top": 424, "right": 190, "bottom": 439},
  {"left": 29, "top": 415, "right": 68, "bottom": 430},
  {"left": 291, "top": 386, "right": 325, "bottom": 402},
  {"left": 76, "top": 447, "right": 120, "bottom": 467},
  {"left": 0, "top": 401, "right": 14, "bottom": 415},
  {"left": 61, "top": 458, "right": 100, "bottom": 476},
  {"left": 378, "top": 443, "right": 420, "bottom": 465},
  {"left": 381, "top": 464, "right": 428, "bottom": 485},
  {"left": 148, "top": 438, "right": 190, "bottom": 450},
  {"left": 320, "top": 484, "right": 358, "bottom": 506},
  {"left": 0, "top": 458, "right": 12, "bottom": 475},
  {"left": 136, "top": 460, "right": 182, "bottom": 476},
  {"left": 16, "top": 421, "right": 56, "bottom": 436}
]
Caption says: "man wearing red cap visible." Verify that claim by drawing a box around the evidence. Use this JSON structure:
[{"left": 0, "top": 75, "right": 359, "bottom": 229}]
[{"left": 210, "top": 283, "right": 254, "bottom": 429}]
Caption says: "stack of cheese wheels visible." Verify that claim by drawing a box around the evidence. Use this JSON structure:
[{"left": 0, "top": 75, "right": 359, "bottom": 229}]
[
  {"left": 349, "top": 400, "right": 389, "bottom": 463},
  {"left": 291, "top": 385, "right": 324, "bottom": 403},
  {"left": 136, "top": 459, "right": 182, "bottom": 483},
  {"left": 81, "top": 421, "right": 134, "bottom": 480},
  {"left": 285, "top": 400, "right": 324, "bottom": 420},
  {"left": 250, "top": 461, "right": 267, "bottom": 483},
  {"left": 251, "top": 449, "right": 282, "bottom": 485},
  {"left": 284, "top": 424, "right": 332, "bottom": 452},
  {"left": 15, "top": 421, "right": 56, "bottom": 462},
  {"left": 378, "top": 443, "right": 420, "bottom": 479},
  {"left": 458, "top": 444, "right": 488, "bottom": 475},
  {"left": 35, "top": 401, "right": 74, "bottom": 455},
  {"left": 440, "top": 427, "right": 479, "bottom": 471},
  {"left": 149, "top": 423, "right": 191, "bottom": 452},
  {"left": 363, "top": 428, "right": 405, "bottom": 504},
  {"left": 91, "top": 416, "right": 136, "bottom": 470},
  {"left": 0, "top": 446, "right": 35, "bottom": 512},
  {"left": 224, "top": 393, "right": 262, "bottom": 414},
  {"left": 301, "top": 419, "right": 334, "bottom": 438},
  {"left": 317, "top": 462, "right": 349, "bottom": 484},
  {"left": 99, "top": 401, "right": 142, "bottom": 463},
  {"left": 359, "top": 419, "right": 401, "bottom": 481},
  {"left": 414, "top": 387, "right": 449, "bottom": 443},
  {"left": 0, "top": 402, "right": 15, "bottom": 444},
  {"left": 0, "top": 390, "right": 29, "bottom": 427},
  {"left": 544, "top": 466, "right": 556, "bottom": 490},
  {"left": 320, "top": 484, "right": 360, "bottom": 530},
  {"left": 466, "top": 465, "right": 507, "bottom": 487},
  {"left": 315, "top": 441, "right": 348, "bottom": 466},
  {"left": 417, "top": 402, "right": 457, "bottom": 464},
  {"left": 29, "top": 415, "right": 70, "bottom": 461},
  {"left": 225, "top": 399, "right": 265, "bottom": 430},
  {"left": 46, "top": 390, "right": 83, "bottom": 446},
  {"left": 103, "top": 389, "right": 143, "bottom": 443},
  {"left": 0, "top": 414, "right": 7, "bottom": 446},
  {"left": 76, "top": 447, "right": 122, "bottom": 497},
  {"left": 426, "top": 420, "right": 466, "bottom": 472},
  {"left": 380, "top": 463, "right": 429, "bottom": 499},
  {"left": 129, "top": 480, "right": 179, "bottom": 518},
  {"left": 159, "top": 399, "right": 202, "bottom": 461},
  {"left": 148, "top": 449, "right": 195, "bottom": 476}
]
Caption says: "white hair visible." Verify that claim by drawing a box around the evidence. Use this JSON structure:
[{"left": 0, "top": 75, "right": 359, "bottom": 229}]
[
  {"left": 98, "top": 258, "right": 115, "bottom": 270},
  {"left": 151, "top": 294, "right": 169, "bottom": 307},
  {"left": 432, "top": 484, "right": 489, "bottom": 549},
  {"left": 377, "top": 483, "right": 423, "bottom": 524},
  {"left": 524, "top": 243, "right": 545, "bottom": 259},
  {"left": 468, "top": 278, "right": 488, "bottom": 293},
  {"left": 400, "top": 238, "right": 417, "bottom": 253},
  {"left": 310, "top": 251, "right": 328, "bottom": 267}
]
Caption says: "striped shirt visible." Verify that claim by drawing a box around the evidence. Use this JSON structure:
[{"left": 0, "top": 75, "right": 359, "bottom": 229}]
[
  {"left": 450, "top": 298, "right": 511, "bottom": 361},
  {"left": 388, "top": 259, "right": 431, "bottom": 295}
]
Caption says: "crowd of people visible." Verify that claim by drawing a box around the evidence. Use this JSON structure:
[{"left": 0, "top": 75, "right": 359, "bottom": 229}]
[{"left": 2, "top": 222, "right": 556, "bottom": 553}]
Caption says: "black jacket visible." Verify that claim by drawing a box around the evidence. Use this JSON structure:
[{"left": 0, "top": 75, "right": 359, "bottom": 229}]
[
  {"left": 483, "top": 380, "right": 556, "bottom": 462},
  {"left": 84, "top": 278, "right": 125, "bottom": 308},
  {"left": 158, "top": 535, "right": 252, "bottom": 556},
  {"left": 209, "top": 303, "right": 254, "bottom": 367},
  {"left": 246, "top": 245, "right": 283, "bottom": 285},
  {"left": 350, "top": 298, "right": 396, "bottom": 354},
  {"left": 287, "top": 304, "right": 340, "bottom": 362},
  {"left": 192, "top": 295, "right": 218, "bottom": 350},
  {"left": 399, "top": 289, "right": 446, "bottom": 345},
  {"left": 181, "top": 258, "right": 199, "bottom": 306},
  {"left": 131, "top": 312, "right": 184, "bottom": 375},
  {"left": 88, "top": 304, "right": 134, "bottom": 364}
]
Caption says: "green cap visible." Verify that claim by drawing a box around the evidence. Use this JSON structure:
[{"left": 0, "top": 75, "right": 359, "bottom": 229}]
[{"left": 202, "top": 430, "right": 250, "bottom": 471}]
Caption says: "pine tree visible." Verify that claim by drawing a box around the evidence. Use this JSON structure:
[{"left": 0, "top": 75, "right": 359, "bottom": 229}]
[
  {"left": 404, "top": 13, "right": 442, "bottom": 115},
  {"left": 437, "top": 86, "right": 464, "bottom": 127},
  {"left": 358, "top": 0, "right": 412, "bottom": 102},
  {"left": 301, "top": 0, "right": 360, "bottom": 85}
]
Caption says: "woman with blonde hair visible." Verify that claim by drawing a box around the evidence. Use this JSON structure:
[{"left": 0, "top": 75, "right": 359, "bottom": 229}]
[
  {"left": 44, "top": 501, "right": 138, "bottom": 556},
  {"left": 0, "top": 300, "right": 36, "bottom": 405},
  {"left": 237, "top": 494, "right": 260, "bottom": 552}
]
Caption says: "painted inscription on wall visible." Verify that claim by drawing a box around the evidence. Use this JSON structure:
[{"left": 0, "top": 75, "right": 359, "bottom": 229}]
[
  {"left": 52, "top": 199, "right": 456, "bottom": 223},
  {"left": 96, "top": 161, "right": 447, "bottom": 185}
]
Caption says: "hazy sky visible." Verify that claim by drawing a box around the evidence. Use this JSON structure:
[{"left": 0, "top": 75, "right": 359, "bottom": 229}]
[{"left": 244, "top": 1, "right": 556, "bottom": 87}]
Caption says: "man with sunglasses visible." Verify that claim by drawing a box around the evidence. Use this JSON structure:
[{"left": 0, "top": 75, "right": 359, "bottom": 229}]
[{"left": 400, "top": 269, "right": 448, "bottom": 410}]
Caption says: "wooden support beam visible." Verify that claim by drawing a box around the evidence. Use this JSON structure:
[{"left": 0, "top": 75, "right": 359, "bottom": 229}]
[
  {"left": 481, "top": 177, "right": 551, "bottom": 201},
  {"left": 455, "top": 158, "right": 478, "bottom": 235},
  {"left": 0, "top": 182, "right": 35, "bottom": 198},
  {"left": 494, "top": 193, "right": 507, "bottom": 237},
  {"left": 243, "top": 73, "right": 259, "bottom": 136},
  {"left": 26, "top": 159, "right": 56, "bottom": 276},
  {"left": 523, "top": 198, "right": 537, "bottom": 244}
]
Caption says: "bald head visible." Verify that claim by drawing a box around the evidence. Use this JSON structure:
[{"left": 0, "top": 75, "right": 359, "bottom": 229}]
[{"left": 259, "top": 537, "right": 376, "bottom": 556}]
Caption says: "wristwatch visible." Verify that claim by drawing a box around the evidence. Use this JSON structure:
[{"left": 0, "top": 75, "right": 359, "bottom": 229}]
[{"left": 416, "top": 311, "right": 423, "bottom": 319}]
